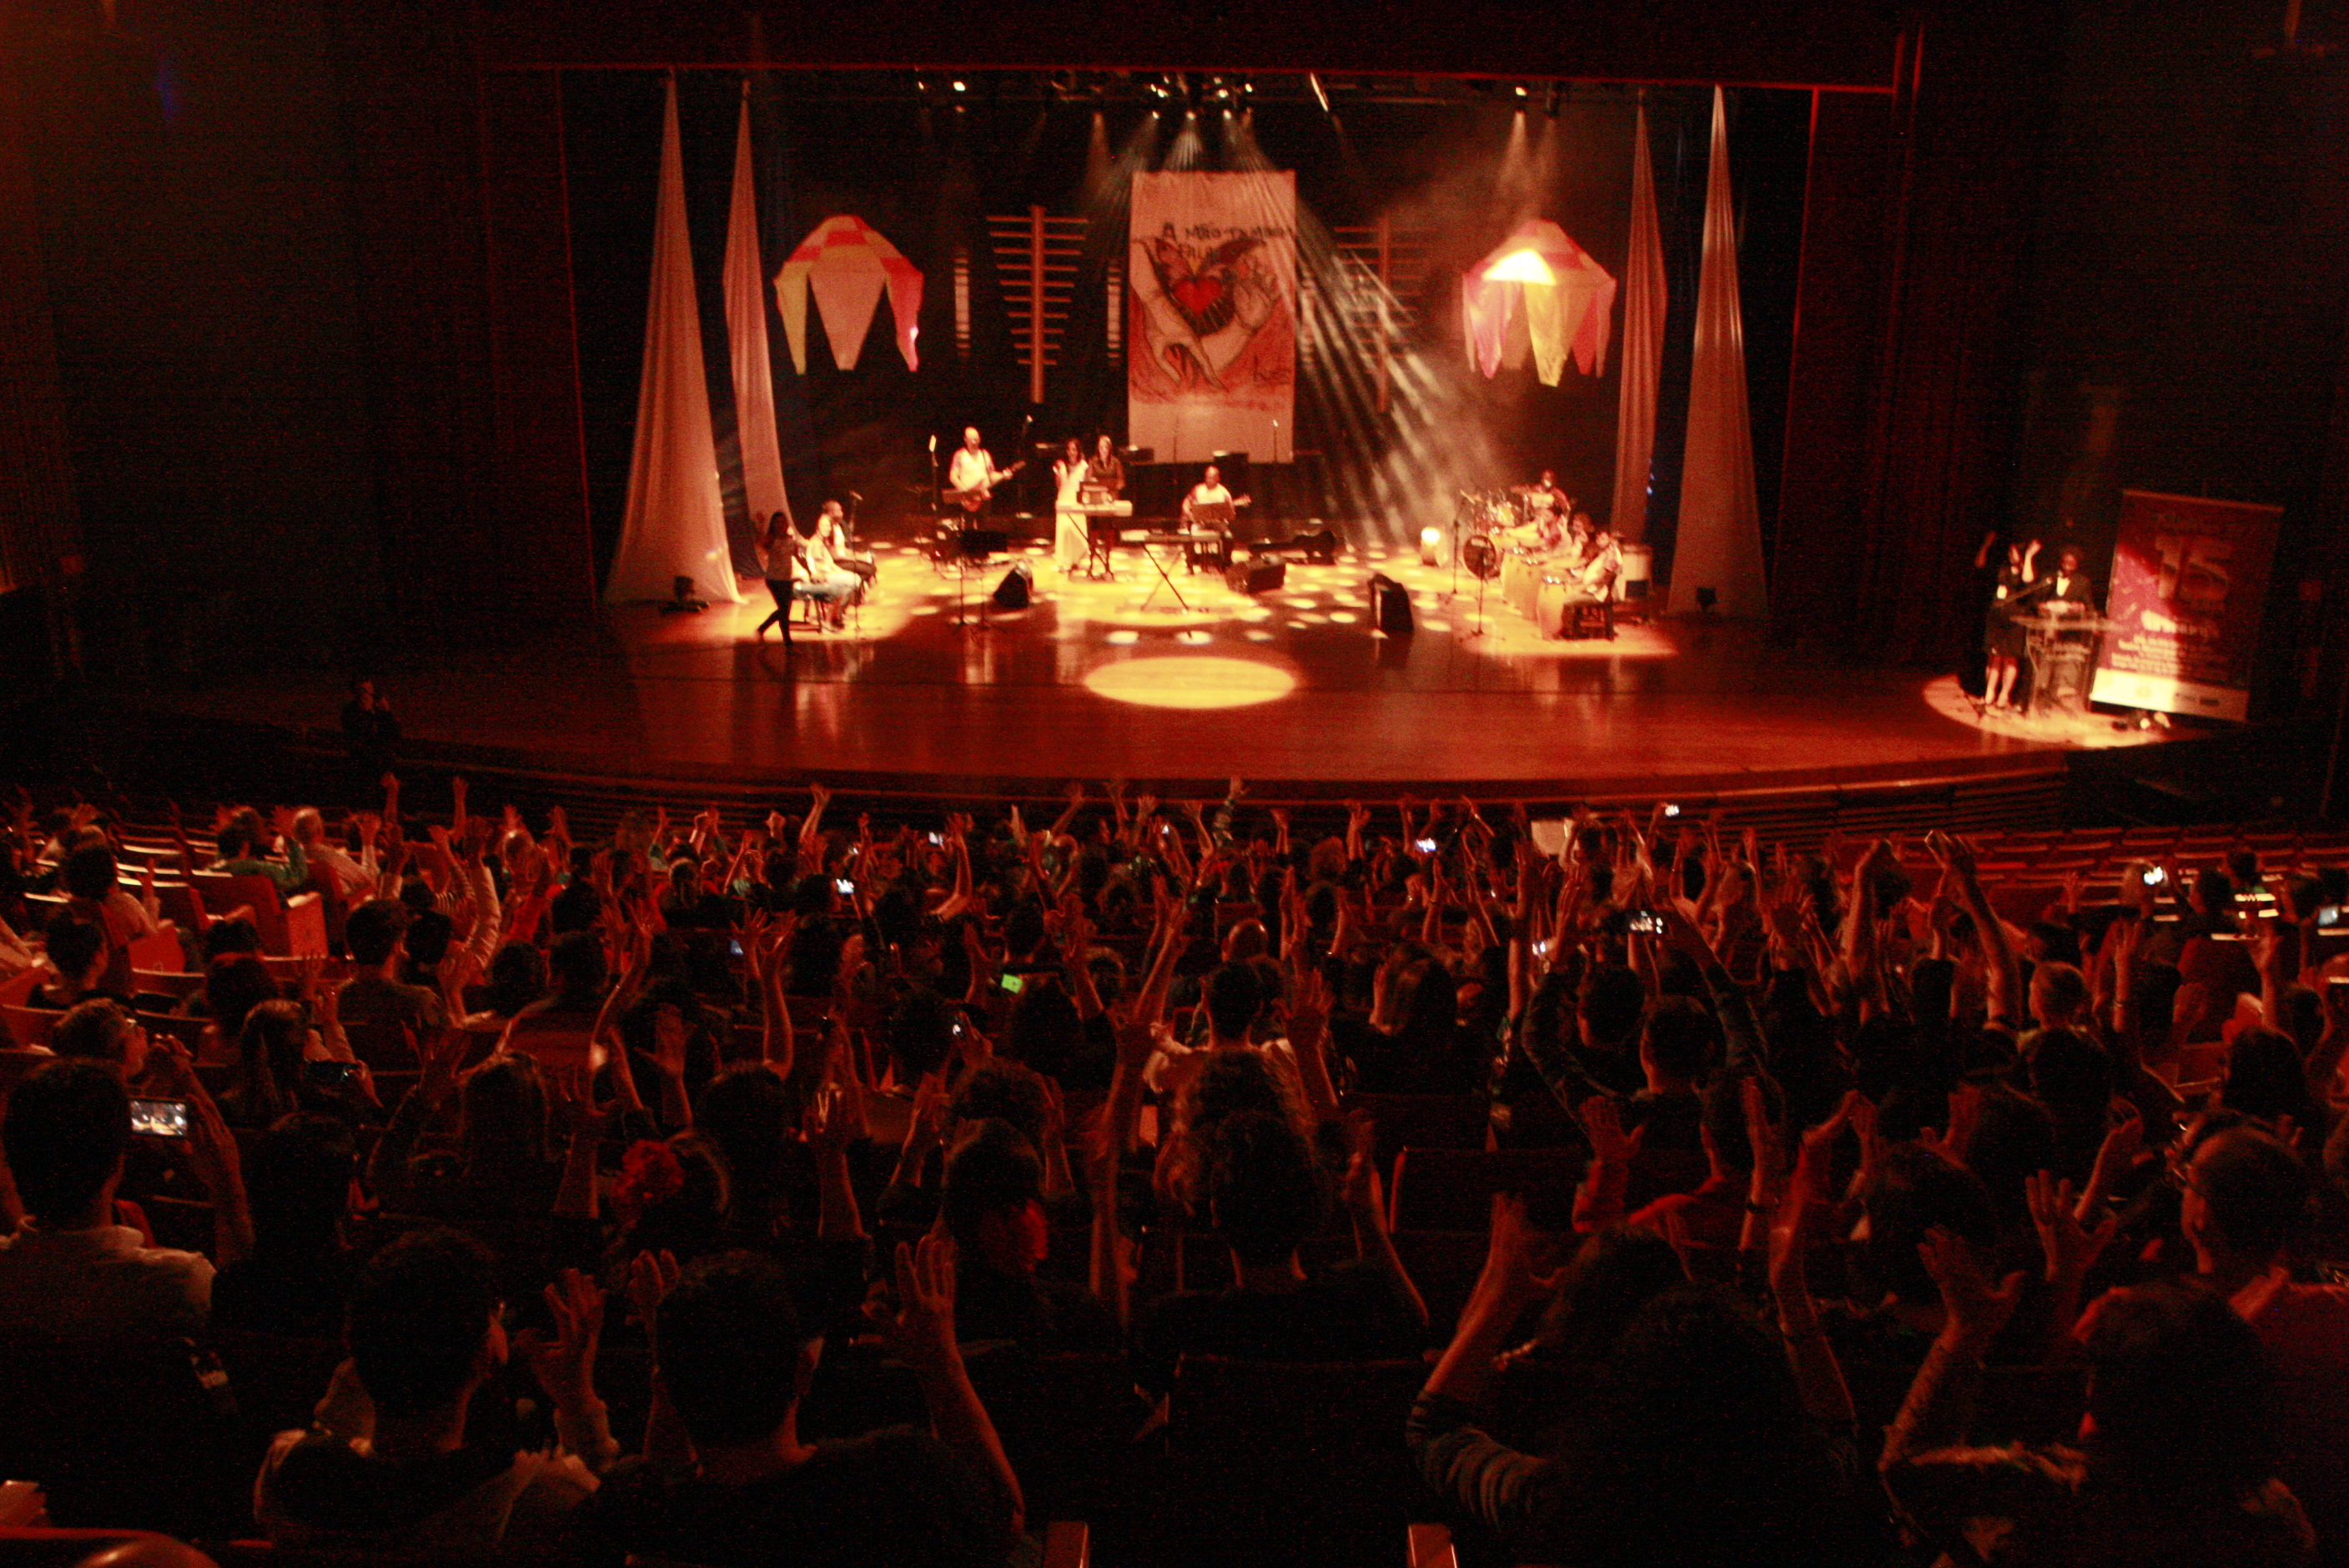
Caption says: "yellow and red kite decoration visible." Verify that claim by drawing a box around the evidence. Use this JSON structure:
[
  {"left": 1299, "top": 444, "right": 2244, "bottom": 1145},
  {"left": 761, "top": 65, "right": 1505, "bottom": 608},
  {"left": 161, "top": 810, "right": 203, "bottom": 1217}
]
[
  {"left": 773, "top": 214, "right": 923, "bottom": 374},
  {"left": 1461, "top": 219, "right": 1616, "bottom": 386}
]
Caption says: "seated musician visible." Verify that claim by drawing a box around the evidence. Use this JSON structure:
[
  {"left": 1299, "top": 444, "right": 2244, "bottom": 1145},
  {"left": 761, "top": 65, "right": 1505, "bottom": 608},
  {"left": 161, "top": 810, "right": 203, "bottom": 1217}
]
[
  {"left": 789, "top": 506, "right": 863, "bottom": 630},
  {"left": 813, "top": 500, "right": 876, "bottom": 585},
  {"left": 1502, "top": 501, "right": 1565, "bottom": 556},
  {"left": 1180, "top": 465, "right": 1236, "bottom": 568},
  {"left": 1531, "top": 469, "right": 1571, "bottom": 521},
  {"left": 1562, "top": 525, "right": 1620, "bottom": 606}
]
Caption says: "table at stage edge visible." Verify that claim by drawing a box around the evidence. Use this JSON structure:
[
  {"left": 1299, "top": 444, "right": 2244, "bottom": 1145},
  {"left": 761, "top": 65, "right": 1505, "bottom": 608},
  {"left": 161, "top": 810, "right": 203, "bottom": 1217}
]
[{"left": 2017, "top": 611, "right": 2114, "bottom": 717}]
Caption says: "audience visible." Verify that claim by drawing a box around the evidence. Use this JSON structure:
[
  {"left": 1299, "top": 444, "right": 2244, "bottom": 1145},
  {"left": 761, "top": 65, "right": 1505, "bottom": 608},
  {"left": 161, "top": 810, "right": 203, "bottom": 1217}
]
[{"left": 3, "top": 782, "right": 2349, "bottom": 1565}]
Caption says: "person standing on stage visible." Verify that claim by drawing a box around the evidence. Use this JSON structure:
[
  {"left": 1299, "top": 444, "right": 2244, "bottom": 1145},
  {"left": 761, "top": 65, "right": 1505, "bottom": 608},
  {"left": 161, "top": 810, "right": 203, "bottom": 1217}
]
[
  {"left": 947, "top": 426, "right": 1009, "bottom": 521},
  {"left": 1083, "top": 435, "right": 1125, "bottom": 504},
  {"left": 1053, "top": 438, "right": 1090, "bottom": 575},
  {"left": 2039, "top": 545, "right": 2099, "bottom": 614},
  {"left": 1981, "top": 537, "right": 2037, "bottom": 711},
  {"left": 752, "top": 510, "right": 796, "bottom": 646}
]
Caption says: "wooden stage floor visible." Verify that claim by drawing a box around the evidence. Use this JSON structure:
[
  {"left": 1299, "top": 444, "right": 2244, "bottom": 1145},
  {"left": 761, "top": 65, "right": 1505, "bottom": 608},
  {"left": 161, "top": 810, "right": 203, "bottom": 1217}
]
[{"left": 139, "top": 540, "right": 2170, "bottom": 800}]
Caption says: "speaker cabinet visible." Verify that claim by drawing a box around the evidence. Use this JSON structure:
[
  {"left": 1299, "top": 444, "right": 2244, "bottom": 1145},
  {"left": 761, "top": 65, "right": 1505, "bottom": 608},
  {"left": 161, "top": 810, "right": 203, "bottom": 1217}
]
[
  {"left": 1229, "top": 557, "right": 1286, "bottom": 595},
  {"left": 992, "top": 562, "right": 1033, "bottom": 610},
  {"left": 1370, "top": 573, "right": 1414, "bottom": 636}
]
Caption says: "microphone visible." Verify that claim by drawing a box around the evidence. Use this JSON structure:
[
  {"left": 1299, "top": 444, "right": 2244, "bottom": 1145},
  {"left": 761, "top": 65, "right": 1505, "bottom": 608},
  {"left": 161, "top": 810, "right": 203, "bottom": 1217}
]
[{"left": 848, "top": 490, "right": 863, "bottom": 500}]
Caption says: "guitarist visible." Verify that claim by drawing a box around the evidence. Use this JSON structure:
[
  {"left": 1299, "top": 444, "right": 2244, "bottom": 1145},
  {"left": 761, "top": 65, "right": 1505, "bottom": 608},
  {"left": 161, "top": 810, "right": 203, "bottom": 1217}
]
[{"left": 946, "top": 426, "right": 1019, "bottom": 522}]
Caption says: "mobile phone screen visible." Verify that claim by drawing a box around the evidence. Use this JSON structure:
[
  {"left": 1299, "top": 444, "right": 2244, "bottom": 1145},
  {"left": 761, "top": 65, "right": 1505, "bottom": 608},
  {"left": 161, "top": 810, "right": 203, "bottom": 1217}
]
[
  {"left": 998, "top": 972, "right": 1025, "bottom": 996},
  {"left": 128, "top": 1098, "right": 190, "bottom": 1138}
]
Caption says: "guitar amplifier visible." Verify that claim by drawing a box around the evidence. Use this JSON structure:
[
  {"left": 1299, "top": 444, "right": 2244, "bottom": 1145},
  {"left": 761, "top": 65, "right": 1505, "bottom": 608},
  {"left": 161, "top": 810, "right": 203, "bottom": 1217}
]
[
  {"left": 1228, "top": 556, "right": 1286, "bottom": 595},
  {"left": 1370, "top": 573, "right": 1415, "bottom": 636}
]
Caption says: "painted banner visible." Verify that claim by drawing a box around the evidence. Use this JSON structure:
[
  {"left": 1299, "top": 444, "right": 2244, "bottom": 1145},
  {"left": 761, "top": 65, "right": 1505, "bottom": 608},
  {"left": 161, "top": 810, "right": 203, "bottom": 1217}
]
[
  {"left": 1128, "top": 171, "right": 1297, "bottom": 464},
  {"left": 2089, "top": 489, "right": 2281, "bottom": 721}
]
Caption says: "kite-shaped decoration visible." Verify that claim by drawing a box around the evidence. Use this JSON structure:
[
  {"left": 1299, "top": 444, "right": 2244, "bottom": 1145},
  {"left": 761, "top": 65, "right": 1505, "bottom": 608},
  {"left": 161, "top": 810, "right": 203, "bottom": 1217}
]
[
  {"left": 1461, "top": 219, "right": 1617, "bottom": 386},
  {"left": 773, "top": 214, "right": 923, "bottom": 374}
]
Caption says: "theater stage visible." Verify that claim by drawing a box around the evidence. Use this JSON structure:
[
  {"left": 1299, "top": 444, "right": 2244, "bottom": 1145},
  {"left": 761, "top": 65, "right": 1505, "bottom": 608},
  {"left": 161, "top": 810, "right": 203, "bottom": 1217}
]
[{"left": 124, "top": 538, "right": 2179, "bottom": 812}]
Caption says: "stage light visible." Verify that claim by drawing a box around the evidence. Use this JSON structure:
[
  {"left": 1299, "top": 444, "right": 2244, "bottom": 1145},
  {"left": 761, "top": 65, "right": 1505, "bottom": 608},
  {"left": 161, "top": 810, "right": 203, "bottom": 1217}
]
[
  {"left": 1544, "top": 81, "right": 1560, "bottom": 116},
  {"left": 1483, "top": 248, "right": 1557, "bottom": 285},
  {"left": 1419, "top": 525, "right": 1445, "bottom": 566},
  {"left": 1308, "top": 73, "right": 1330, "bottom": 113},
  {"left": 1083, "top": 656, "right": 1298, "bottom": 710},
  {"left": 952, "top": 79, "right": 967, "bottom": 93},
  {"left": 1516, "top": 83, "right": 1528, "bottom": 98}
]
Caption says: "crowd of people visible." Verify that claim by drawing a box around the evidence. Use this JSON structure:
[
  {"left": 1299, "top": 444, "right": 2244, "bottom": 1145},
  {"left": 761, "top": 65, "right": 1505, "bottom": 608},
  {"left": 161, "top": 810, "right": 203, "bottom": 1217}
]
[{"left": 1, "top": 777, "right": 2346, "bottom": 1566}]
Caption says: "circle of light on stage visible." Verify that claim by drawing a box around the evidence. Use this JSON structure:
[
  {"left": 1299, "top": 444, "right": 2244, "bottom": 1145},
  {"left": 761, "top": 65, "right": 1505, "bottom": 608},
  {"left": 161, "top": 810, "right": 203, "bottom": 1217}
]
[
  {"left": 1083, "top": 656, "right": 1297, "bottom": 711},
  {"left": 1104, "top": 630, "right": 1139, "bottom": 645}
]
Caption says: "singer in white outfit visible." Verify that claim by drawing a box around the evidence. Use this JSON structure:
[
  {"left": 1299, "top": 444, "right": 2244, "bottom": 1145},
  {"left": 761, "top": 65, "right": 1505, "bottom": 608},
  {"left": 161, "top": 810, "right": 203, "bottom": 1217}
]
[{"left": 1052, "top": 439, "right": 1089, "bottom": 574}]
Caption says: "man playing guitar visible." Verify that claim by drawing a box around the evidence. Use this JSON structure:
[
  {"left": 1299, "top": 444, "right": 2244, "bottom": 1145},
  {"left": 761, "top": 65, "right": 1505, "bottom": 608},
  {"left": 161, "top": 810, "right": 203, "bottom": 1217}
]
[{"left": 945, "top": 427, "right": 1022, "bottom": 521}]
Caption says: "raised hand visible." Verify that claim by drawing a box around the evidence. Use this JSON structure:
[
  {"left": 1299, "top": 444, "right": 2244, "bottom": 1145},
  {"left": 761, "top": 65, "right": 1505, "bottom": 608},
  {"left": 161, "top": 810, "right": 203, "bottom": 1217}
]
[
  {"left": 1577, "top": 1095, "right": 1644, "bottom": 1168},
  {"left": 2025, "top": 1169, "right": 2118, "bottom": 1286},
  {"left": 1919, "top": 1225, "right": 2026, "bottom": 1349},
  {"left": 625, "top": 1248, "right": 682, "bottom": 1329},
  {"left": 1792, "top": 1090, "right": 1861, "bottom": 1207},
  {"left": 865, "top": 1232, "right": 963, "bottom": 1373},
  {"left": 1740, "top": 1077, "right": 1786, "bottom": 1205},
  {"left": 514, "top": 1268, "right": 606, "bottom": 1414},
  {"left": 1469, "top": 1192, "right": 1564, "bottom": 1315}
]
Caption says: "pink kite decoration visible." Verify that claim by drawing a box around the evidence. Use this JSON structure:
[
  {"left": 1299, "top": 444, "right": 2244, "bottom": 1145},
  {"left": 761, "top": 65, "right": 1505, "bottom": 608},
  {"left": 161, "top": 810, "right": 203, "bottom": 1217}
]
[
  {"left": 1461, "top": 219, "right": 1616, "bottom": 386},
  {"left": 773, "top": 214, "right": 923, "bottom": 374}
]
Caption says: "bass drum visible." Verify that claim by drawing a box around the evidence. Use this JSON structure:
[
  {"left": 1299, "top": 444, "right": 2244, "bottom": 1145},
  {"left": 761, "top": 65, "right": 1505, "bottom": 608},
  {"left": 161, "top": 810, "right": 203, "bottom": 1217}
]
[{"left": 1461, "top": 534, "right": 1503, "bottom": 580}]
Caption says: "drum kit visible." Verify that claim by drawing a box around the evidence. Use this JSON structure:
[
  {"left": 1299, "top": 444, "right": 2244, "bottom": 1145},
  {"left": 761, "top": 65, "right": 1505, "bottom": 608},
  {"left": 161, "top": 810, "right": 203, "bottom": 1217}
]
[{"left": 1442, "top": 485, "right": 1570, "bottom": 635}]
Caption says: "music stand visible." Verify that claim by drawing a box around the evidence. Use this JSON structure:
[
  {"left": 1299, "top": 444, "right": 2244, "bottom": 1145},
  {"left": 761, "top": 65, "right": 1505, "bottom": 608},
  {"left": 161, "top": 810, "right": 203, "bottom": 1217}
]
[
  {"left": 1084, "top": 515, "right": 1121, "bottom": 579},
  {"left": 1138, "top": 535, "right": 1192, "bottom": 611}
]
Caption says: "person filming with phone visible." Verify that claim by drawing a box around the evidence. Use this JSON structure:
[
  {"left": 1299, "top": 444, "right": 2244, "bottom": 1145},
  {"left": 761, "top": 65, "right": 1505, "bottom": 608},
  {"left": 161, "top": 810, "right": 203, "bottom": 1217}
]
[{"left": 0, "top": 1058, "right": 248, "bottom": 1344}]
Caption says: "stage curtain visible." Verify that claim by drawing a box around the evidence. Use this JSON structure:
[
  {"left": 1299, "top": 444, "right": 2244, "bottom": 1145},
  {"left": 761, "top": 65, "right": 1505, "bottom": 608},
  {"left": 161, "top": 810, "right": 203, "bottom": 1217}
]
[
  {"left": 723, "top": 83, "right": 791, "bottom": 538},
  {"left": 606, "top": 76, "right": 739, "bottom": 606},
  {"left": 1609, "top": 103, "right": 1665, "bottom": 543},
  {"left": 1670, "top": 87, "right": 1768, "bottom": 617}
]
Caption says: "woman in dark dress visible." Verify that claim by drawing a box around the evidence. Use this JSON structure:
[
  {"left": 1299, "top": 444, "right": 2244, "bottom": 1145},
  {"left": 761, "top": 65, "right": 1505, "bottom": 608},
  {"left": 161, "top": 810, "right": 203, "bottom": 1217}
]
[
  {"left": 1982, "top": 537, "right": 2040, "bottom": 711},
  {"left": 752, "top": 510, "right": 796, "bottom": 646}
]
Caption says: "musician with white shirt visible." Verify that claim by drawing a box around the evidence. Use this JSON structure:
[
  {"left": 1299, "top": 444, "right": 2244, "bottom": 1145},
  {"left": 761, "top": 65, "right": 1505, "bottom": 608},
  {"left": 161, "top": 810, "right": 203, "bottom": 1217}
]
[{"left": 946, "top": 427, "right": 1015, "bottom": 522}]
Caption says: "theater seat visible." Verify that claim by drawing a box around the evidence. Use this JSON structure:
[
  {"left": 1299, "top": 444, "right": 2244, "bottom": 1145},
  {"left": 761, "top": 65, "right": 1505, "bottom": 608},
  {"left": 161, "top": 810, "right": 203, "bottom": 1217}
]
[
  {"left": 0, "top": 1344, "right": 247, "bottom": 1539},
  {"left": 1162, "top": 1356, "right": 1435, "bottom": 1568}
]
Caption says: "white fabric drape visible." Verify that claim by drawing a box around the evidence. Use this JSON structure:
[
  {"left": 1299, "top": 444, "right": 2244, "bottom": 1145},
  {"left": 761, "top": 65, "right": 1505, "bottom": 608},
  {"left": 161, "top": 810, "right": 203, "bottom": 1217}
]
[
  {"left": 606, "top": 77, "right": 740, "bottom": 606},
  {"left": 1670, "top": 88, "right": 1767, "bottom": 617},
  {"left": 724, "top": 84, "right": 792, "bottom": 538},
  {"left": 1609, "top": 104, "right": 1666, "bottom": 543}
]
